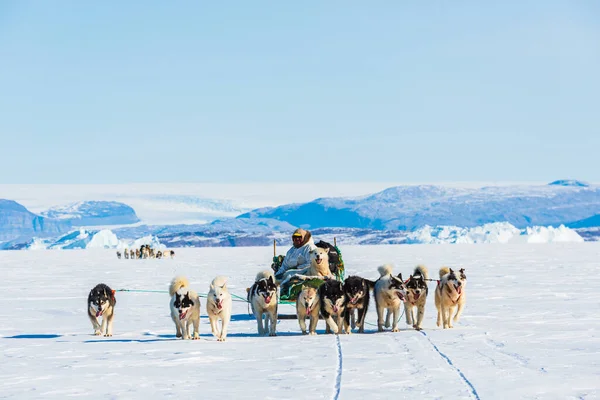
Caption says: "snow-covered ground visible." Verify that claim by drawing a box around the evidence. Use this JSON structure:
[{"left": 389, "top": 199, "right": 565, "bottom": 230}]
[{"left": 1, "top": 243, "right": 599, "bottom": 399}]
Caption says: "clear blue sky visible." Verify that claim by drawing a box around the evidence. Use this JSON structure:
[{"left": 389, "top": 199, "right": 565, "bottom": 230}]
[{"left": 1, "top": 1, "right": 599, "bottom": 184}]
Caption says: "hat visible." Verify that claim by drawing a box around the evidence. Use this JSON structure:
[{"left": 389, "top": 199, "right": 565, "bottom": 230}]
[{"left": 292, "top": 228, "right": 306, "bottom": 238}]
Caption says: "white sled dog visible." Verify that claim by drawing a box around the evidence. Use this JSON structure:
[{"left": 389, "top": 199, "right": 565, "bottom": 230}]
[
  {"left": 87, "top": 283, "right": 116, "bottom": 336},
  {"left": 435, "top": 267, "right": 467, "bottom": 329},
  {"left": 207, "top": 276, "right": 232, "bottom": 341},
  {"left": 374, "top": 265, "right": 407, "bottom": 332},
  {"left": 281, "top": 246, "right": 332, "bottom": 285},
  {"left": 169, "top": 276, "right": 201, "bottom": 340},
  {"left": 296, "top": 285, "right": 321, "bottom": 335},
  {"left": 248, "top": 270, "right": 279, "bottom": 336},
  {"left": 404, "top": 265, "right": 429, "bottom": 331}
]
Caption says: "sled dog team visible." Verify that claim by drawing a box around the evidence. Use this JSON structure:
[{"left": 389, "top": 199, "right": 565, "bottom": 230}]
[
  {"left": 87, "top": 265, "right": 467, "bottom": 339},
  {"left": 116, "top": 245, "right": 175, "bottom": 260}
]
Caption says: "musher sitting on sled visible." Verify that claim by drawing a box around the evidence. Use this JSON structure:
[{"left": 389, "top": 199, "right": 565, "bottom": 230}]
[{"left": 274, "top": 228, "right": 317, "bottom": 281}]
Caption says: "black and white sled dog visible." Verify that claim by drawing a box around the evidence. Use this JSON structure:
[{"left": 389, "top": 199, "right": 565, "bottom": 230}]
[
  {"left": 374, "top": 265, "right": 407, "bottom": 332},
  {"left": 169, "top": 276, "right": 201, "bottom": 340},
  {"left": 403, "top": 265, "right": 429, "bottom": 331},
  {"left": 435, "top": 267, "right": 467, "bottom": 329},
  {"left": 342, "top": 275, "right": 374, "bottom": 334},
  {"left": 318, "top": 280, "right": 347, "bottom": 334},
  {"left": 207, "top": 276, "right": 232, "bottom": 341},
  {"left": 87, "top": 283, "right": 116, "bottom": 336},
  {"left": 248, "top": 270, "right": 278, "bottom": 336}
]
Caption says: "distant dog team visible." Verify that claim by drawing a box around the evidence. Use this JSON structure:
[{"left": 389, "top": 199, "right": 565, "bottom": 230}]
[{"left": 116, "top": 245, "right": 175, "bottom": 260}]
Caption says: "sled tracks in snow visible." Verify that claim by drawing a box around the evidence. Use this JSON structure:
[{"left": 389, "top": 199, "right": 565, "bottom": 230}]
[
  {"left": 332, "top": 335, "right": 343, "bottom": 400},
  {"left": 419, "top": 331, "right": 481, "bottom": 400}
]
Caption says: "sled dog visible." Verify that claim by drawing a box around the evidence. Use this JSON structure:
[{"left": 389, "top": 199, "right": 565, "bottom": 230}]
[
  {"left": 280, "top": 246, "right": 332, "bottom": 286},
  {"left": 169, "top": 276, "right": 201, "bottom": 340},
  {"left": 318, "top": 280, "right": 346, "bottom": 334},
  {"left": 87, "top": 283, "right": 116, "bottom": 337},
  {"left": 374, "top": 265, "right": 407, "bottom": 332},
  {"left": 343, "top": 275, "right": 374, "bottom": 334},
  {"left": 296, "top": 285, "right": 321, "bottom": 335},
  {"left": 207, "top": 276, "right": 232, "bottom": 341},
  {"left": 248, "top": 270, "right": 279, "bottom": 336},
  {"left": 404, "top": 265, "right": 429, "bottom": 330},
  {"left": 435, "top": 267, "right": 467, "bottom": 329}
]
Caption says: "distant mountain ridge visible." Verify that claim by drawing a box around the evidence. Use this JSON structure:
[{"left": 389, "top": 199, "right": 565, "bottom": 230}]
[
  {"left": 0, "top": 199, "right": 71, "bottom": 242},
  {"left": 239, "top": 182, "right": 600, "bottom": 230},
  {"left": 4, "top": 180, "right": 600, "bottom": 249}
]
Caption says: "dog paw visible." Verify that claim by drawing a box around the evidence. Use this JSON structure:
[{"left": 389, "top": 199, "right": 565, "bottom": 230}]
[
  {"left": 344, "top": 330, "right": 352, "bottom": 335},
  {"left": 301, "top": 331, "right": 308, "bottom": 335},
  {"left": 378, "top": 327, "right": 384, "bottom": 332},
  {"left": 309, "top": 331, "right": 316, "bottom": 336},
  {"left": 104, "top": 333, "right": 112, "bottom": 337},
  {"left": 217, "top": 337, "right": 226, "bottom": 342},
  {"left": 192, "top": 334, "right": 200, "bottom": 340},
  {"left": 392, "top": 327, "right": 400, "bottom": 333},
  {"left": 269, "top": 332, "right": 277, "bottom": 337},
  {"left": 94, "top": 331, "right": 102, "bottom": 336},
  {"left": 176, "top": 333, "right": 182, "bottom": 338},
  {"left": 414, "top": 326, "right": 422, "bottom": 331}
]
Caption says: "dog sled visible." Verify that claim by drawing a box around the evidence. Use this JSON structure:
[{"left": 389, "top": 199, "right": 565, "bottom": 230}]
[{"left": 271, "top": 238, "right": 345, "bottom": 318}]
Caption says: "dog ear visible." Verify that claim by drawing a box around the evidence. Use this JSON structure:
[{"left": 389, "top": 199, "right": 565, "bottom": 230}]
[
  {"left": 267, "top": 276, "right": 274, "bottom": 285},
  {"left": 397, "top": 273, "right": 403, "bottom": 281},
  {"left": 449, "top": 268, "right": 454, "bottom": 273}
]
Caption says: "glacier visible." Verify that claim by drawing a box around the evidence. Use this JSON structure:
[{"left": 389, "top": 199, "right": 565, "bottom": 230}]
[{"left": 41, "top": 201, "right": 140, "bottom": 226}]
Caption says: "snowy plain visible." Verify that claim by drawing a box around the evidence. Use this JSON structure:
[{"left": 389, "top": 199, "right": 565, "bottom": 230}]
[{"left": 1, "top": 243, "right": 599, "bottom": 399}]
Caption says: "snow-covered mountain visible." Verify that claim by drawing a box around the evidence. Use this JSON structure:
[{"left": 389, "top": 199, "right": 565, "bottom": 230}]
[
  {"left": 41, "top": 201, "right": 140, "bottom": 226},
  {"left": 0, "top": 199, "right": 71, "bottom": 242},
  {"left": 239, "top": 181, "right": 600, "bottom": 230}
]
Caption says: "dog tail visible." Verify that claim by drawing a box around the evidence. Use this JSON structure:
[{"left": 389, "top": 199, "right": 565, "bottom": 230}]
[
  {"left": 255, "top": 270, "right": 274, "bottom": 282},
  {"left": 169, "top": 276, "right": 189, "bottom": 297},
  {"left": 414, "top": 265, "right": 429, "bottom": 280},
  {"left": 378, "top": 264, "right": 394, "bottom": 277},
  {"left": 210, "top": 275, "right": 228, "bottom": 289},
  {"left": 438, "top": 267, "right": 451, "bottom": 279},
  {"left": 365, "top": 279, "right": 376, "bottom": 289}
]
